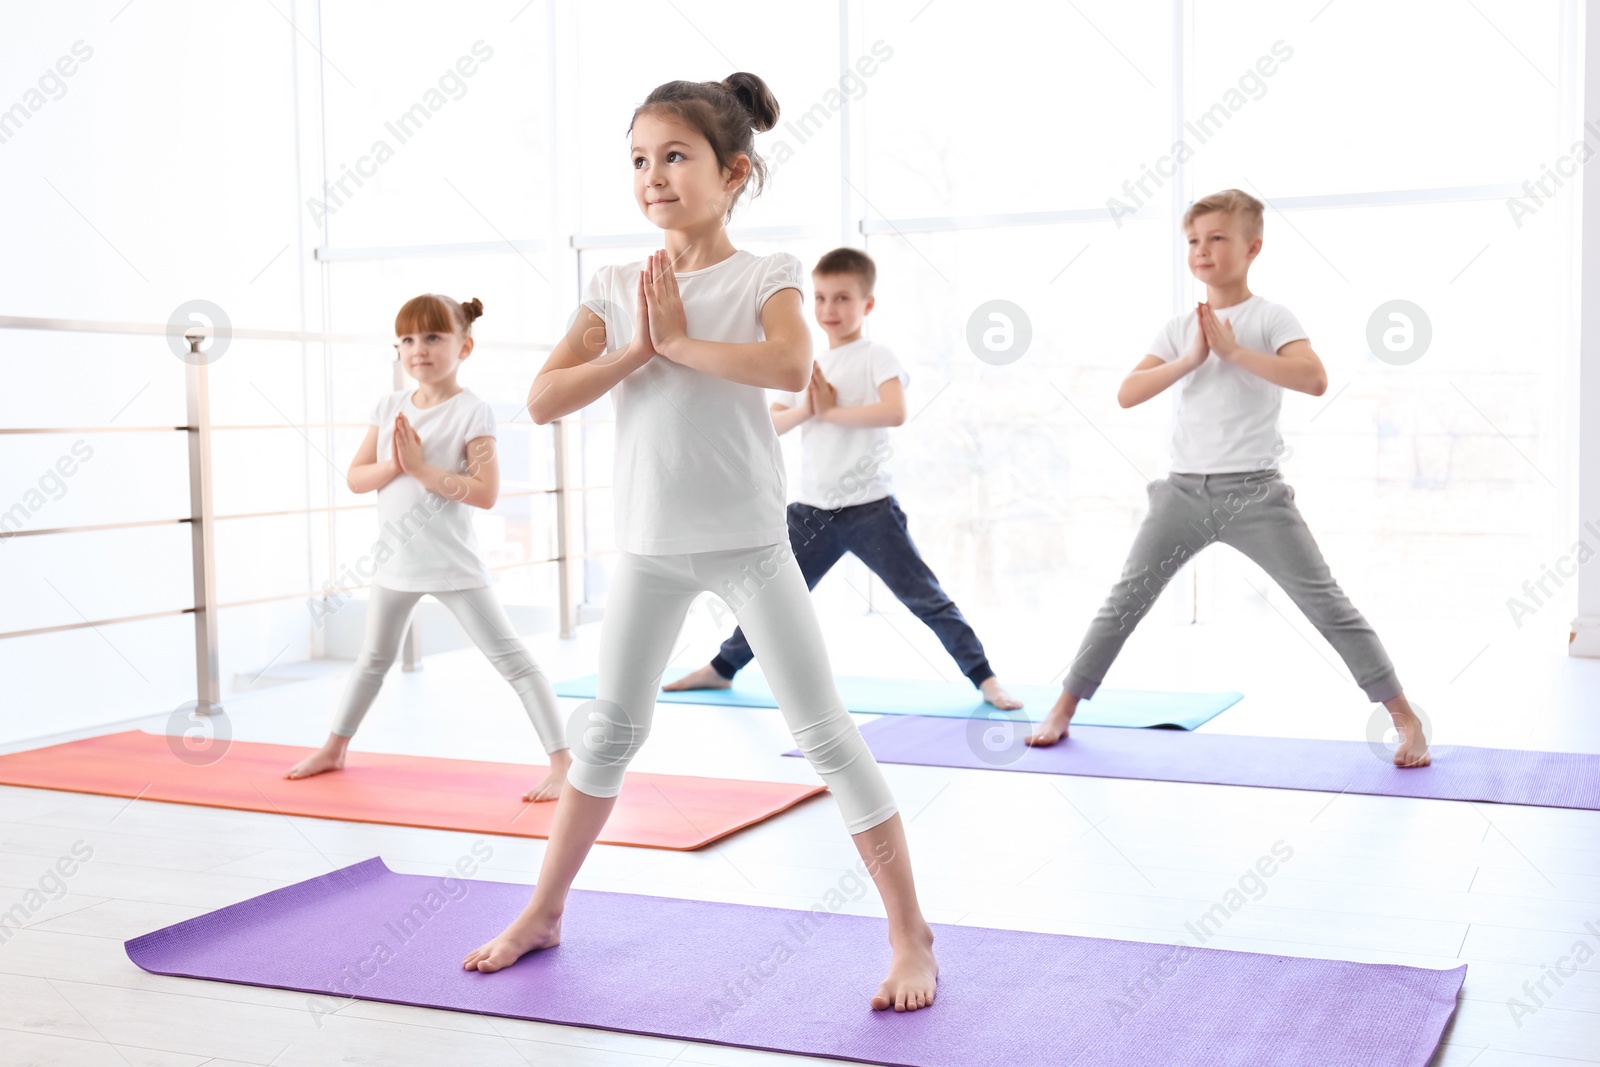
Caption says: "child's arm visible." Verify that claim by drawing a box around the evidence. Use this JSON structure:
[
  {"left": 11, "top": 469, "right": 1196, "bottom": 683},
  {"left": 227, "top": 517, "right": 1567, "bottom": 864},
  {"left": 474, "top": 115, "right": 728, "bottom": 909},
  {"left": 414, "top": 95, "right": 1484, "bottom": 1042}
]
[
  {"left": 526, "top": 272, "right": 656, "bottom": 425},
  {"left": 644, "top": 251, "right": 811, "bottom": 392},
  {"left": 1200, "top": 304, "right": 1328, "bottom": 396},
  {"left": 394, "top": 417, "right": 499, "bottom": 508},
  {"left": 1119, "top": 312, "right": 1210, "bottom": 408},
  {"left": 770, "top": 387, "right": 812, "bottom": 436},
  {"left": 812, "top": 373, "right": 907, "bottom": 428},
  {"left": 347, "top": 424, "right": 401, "bottom": 493},
  {"left": 1117, "top": 355, "right": 1196, "bottom": 408},
  {"left": 1119, "top": 307, "right": 1210, "bottom": 407}
]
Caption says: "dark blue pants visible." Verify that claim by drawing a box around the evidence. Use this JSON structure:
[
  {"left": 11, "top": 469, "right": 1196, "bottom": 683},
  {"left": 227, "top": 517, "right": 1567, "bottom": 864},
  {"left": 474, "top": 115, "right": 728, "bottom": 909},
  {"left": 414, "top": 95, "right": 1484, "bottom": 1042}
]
[{"left": 710, "top": 495, "right": 995, "bottom": 689}]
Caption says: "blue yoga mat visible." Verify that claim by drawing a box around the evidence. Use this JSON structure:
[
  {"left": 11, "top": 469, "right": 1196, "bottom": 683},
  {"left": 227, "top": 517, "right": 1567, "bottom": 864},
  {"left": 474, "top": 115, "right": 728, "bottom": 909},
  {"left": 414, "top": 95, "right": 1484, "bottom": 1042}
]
[{"left": 554, "top": 673, "right": 1240, "bottom": 730}]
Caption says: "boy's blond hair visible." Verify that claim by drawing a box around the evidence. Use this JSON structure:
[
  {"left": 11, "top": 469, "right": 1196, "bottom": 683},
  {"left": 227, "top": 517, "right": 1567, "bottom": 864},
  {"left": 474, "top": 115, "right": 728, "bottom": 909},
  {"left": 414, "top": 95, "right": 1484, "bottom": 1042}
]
[{"left": 1182, "top": 189, "right": 1264, "bottom": 242}]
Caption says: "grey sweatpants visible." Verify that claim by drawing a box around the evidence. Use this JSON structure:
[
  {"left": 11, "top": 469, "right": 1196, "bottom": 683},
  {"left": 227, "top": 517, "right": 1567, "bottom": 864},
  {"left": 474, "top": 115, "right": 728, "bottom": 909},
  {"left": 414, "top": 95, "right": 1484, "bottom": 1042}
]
[{"left": 1063, "top": 470, "right": 1403, "bottom": 704}]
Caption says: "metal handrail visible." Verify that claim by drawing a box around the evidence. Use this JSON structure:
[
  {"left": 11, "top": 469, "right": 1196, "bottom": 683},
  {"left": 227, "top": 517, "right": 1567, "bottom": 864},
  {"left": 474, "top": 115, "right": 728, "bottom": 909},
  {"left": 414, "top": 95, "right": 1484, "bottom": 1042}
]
[
  {"left": 0, "top": 426, "right": 190, "bottom": 434},
  {"left": 0, "top": 486, "right": 611, "bottom": 542},
  {"left": 0, "top": 550, "right": 618, "bottom": 642},
  {"left": 0, "top": 314, "right": 552, "bottom": 350},
  {"left": 0, "top": 313, "right": 608, "bottom": 706},
  {"left": 2, "top": 419, "right": 611, "bottom": 434},
  {"left": 0, "top": 423, "right": 381, "bottom": 433}
]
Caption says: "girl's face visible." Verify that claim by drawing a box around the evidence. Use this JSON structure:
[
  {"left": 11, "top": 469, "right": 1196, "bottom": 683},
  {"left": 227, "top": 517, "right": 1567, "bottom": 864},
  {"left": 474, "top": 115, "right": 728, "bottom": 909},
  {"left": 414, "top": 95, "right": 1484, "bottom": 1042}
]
[
  {"left": 395, "top": 328, "right": 472, "bottom": 384},
  {"left": 631, "top": 110, "right": 748, "bottom": 229}
]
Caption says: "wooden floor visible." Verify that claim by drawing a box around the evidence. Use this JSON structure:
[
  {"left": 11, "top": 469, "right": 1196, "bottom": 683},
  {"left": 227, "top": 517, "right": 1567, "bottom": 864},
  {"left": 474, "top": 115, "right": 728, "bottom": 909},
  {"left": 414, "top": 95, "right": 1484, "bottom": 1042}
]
[{"left": 1, "top": 600, "right": 1597, "bottom": 1066}]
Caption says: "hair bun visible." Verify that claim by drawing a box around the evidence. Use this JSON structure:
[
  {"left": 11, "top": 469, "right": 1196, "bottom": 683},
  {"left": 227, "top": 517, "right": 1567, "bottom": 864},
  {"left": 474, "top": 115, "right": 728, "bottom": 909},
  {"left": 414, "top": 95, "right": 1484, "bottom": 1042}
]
[
  {"left": 461, "top": 297, "right": 484, "bottom": 323},
  {"left": 720, "top": 71, "right": 779, "bottom": 134}
]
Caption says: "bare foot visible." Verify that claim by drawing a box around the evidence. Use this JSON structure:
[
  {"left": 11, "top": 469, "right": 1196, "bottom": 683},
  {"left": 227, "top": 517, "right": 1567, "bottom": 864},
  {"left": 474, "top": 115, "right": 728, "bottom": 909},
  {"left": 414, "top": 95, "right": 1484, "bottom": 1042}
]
[
  {"left": 979, "top": 676, "right": 1022, "bottom": 711},
  {"left": 284, "top": 746, "right": 346, "bottom": 779},
  {"left": 462, "top": 910, "right": 563, "bottom": 973},
  {"left": 1391, "top": 709, "right": 1431, "bottom": 768},
  {"left": 1024, "top": 713, "right": 1069, "bottom": 746},
  {"left": 872, "top": 923, "right": 938, "bottom": 1011},
  {"left": 660, "top": 663, "right": 732, "bottom": 692},
  {"left": 523, "top": 748, "right": 573, "bottom": 802},
  {"left": 1026, "top": 690, "right": 1081, "bottom": 747}
]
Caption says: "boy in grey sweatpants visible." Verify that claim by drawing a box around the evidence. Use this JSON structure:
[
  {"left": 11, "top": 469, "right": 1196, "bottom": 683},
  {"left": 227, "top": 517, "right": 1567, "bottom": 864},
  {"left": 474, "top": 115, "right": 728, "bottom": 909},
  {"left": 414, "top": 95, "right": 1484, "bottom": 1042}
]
[{"left": 1027, "top": 189, "right": 1430, "bottom": 767}]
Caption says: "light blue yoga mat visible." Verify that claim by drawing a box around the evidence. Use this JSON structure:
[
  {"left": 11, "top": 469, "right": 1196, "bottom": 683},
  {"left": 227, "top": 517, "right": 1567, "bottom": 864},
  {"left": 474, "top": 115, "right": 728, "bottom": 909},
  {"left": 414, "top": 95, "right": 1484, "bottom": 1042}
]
[{"left": 553, "top": 673, "right": 1240, "bottom": 730}]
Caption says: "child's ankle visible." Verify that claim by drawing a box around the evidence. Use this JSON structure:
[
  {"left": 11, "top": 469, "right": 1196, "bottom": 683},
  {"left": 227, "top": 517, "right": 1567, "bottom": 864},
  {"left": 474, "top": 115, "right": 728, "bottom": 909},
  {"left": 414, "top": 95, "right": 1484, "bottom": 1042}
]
[
  {"left": 524, "top": 901, "right": 564, "bottom": 924},
  {"left": 888, "top": 915, "right": 934, "bottom": 943}
]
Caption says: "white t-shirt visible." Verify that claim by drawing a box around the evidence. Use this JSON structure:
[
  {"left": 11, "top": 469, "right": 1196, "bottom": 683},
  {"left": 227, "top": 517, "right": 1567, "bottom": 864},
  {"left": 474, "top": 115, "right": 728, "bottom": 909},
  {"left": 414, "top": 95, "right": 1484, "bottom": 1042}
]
[
  {"left": 779, "top": 338, "right": 908, "bottom": 509},
  {"left": 366, "top": 387, "right": 497, "bottom": 591},
  {"left": 581, "top": 249, "right": 803, "bottom": 554},
  {"left": 1148, "top": 295, "right": 1309, "bottom": 473}
]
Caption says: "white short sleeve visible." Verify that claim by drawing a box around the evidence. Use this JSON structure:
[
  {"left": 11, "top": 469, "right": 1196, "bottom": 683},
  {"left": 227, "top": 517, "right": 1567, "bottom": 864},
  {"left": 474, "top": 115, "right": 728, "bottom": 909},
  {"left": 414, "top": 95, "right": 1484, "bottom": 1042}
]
[
  {"left": 466, "top": 397, "right": 497, "bottom": 440},
  {"left": 368, "top": 396, "right": 384, "bottom": 426},
  {"left": 869, "top": 344, "right": 910, "bottom": 391},
  {"left": 757, "top": 253, "right": 806, "bottom": 312},
  {"left": 582, "top": 267, "right": 611, "bottom": 350},
  {"left": 580, "top": 264, "right": 636, "bottom": 353},
  {"left": 1264, "top": 303, "right": 1310, "bottom": 353},
  {"left": 1149, "top": 316, "right": 1183, "bottom": 362},
  {"left": 580, "top": 265, "right": 611, "bottom": 321}
]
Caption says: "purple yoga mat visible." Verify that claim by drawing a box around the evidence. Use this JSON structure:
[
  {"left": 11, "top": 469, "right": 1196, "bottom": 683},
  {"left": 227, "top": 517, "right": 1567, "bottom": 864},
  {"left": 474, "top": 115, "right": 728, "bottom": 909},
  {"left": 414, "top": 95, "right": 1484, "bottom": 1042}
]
[
  {"left": 126, "top": 857, "right": 1464, "bottom": 1066},
  {"left": 789, "top": 715, "right": 1600, "bottom": 810}
]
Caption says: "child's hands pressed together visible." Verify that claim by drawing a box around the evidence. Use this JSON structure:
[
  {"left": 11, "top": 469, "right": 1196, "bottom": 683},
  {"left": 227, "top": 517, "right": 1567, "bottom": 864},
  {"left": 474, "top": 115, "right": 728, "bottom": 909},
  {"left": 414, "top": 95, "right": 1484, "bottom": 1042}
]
[
  {"left": 610, "top": 267, "right": 659, "bottom": 370},
  {"left": 1198, "top": 302, "right": 1240, "bottom": 361},
  {"left": 808, "top": 363, "right": 837, "bottom": 421},
  {"left": 642, "top": 249, "right": 689, "bottom": 360},
  {"left": 794, "top": 375, "right": 814, "bottom": 415},
  {"left": 393, "top": 413, "right": 425, "bottom": 474},
  {"left": 1185, "top": 302, "right": 1212, "bottom": 365}
]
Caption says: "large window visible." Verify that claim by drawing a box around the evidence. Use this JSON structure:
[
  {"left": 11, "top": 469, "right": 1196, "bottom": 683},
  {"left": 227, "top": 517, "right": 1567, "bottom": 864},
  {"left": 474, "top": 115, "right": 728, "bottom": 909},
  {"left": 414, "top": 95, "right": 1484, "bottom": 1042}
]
[
  {"left": 0, "top": 0, "right": 1582, "bottom": 744},
  {"left": 835, "top": 0, "right": 1580, "bottom": 683},
  {"left": 565, "top": 0, "right": 1580, "bottom": 684}
]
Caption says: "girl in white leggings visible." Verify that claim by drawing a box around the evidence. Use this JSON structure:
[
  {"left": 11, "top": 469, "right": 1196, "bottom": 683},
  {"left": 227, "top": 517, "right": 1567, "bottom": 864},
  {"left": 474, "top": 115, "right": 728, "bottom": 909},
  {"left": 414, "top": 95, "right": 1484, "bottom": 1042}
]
[
  {"left": 463, "top": 73, "right": 939, "bottom": 1013},
  {"left": 284, "top": 294, "right": 570, "bottom": 802}
]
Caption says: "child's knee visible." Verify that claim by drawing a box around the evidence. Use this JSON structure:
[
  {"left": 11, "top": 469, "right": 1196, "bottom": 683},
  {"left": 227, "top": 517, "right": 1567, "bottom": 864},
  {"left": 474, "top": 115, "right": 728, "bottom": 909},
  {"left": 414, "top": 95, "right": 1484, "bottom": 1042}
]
[
  {"left": 903, "top": 589, "right": 955, "bottom": 619},
  {"left": 492, "top": 648, "right": 541, "bottom": 683},
  {"left": 356, "top": 648, "right": 397, "bottom": 675},
  {"left": 567, "top": 697, "right": 648, "bottom": 787},
  {"left": 783, "top": 705, "right": 898, "bottom": 831},
  {"left": 790, "top": 708, "right": 869, "bottom": 773}
]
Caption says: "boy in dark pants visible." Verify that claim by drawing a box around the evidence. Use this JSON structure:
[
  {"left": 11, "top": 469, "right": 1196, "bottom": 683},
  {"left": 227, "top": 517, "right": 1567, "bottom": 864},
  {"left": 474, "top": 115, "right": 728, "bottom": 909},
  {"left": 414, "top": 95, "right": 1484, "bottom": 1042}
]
[{"left": 664, "top": 248, "right": 1020, "bottom": 710}]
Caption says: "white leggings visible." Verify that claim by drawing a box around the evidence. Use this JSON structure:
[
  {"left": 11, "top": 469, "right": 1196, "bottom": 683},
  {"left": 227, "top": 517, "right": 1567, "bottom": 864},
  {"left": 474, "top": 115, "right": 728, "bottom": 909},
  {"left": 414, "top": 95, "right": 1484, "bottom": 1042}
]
[
  {"left": 331, "top": 583, "right": 566, "bottom": 753},
  {"left": 569, "top": 543, "right": 899, "bottom": 835}
]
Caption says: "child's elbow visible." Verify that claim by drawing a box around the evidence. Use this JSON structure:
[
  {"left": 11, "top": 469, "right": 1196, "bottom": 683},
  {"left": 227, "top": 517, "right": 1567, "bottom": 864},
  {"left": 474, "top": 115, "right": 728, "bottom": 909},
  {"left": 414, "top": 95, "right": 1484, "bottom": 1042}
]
[
  {"left": 526, "top": 379, "right": 558, "bottom": 425},
  {"left": 1308, "top": 375, "right": 1329, "bottom": 397},
  {"left": 783, "top": 346, "right": 812, "bottom": 392},
  {"left": 526, "top": 394, "right": 558, "bottom": 426}
]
